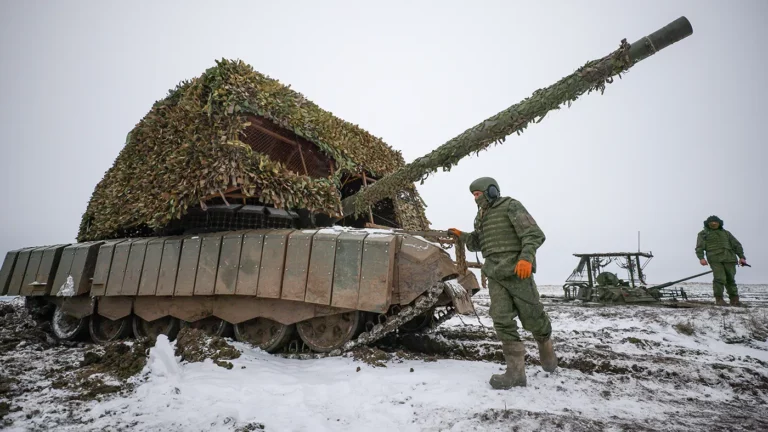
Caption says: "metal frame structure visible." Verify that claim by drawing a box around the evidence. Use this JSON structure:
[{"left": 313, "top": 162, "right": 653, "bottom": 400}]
[
  {"left": 562, "top": 251, "right": 711, "bottom": 303},
  {"left": 565, "top": 252, "right": 654, "bottom": 289}
]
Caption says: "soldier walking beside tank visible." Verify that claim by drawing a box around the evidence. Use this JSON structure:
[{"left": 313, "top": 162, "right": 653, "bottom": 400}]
[
  {"left": 448, "top": 177, "right": 557, "bottom": 389},
  {"left": 695, "top": 215, "right": 748, "bottom": 306}
]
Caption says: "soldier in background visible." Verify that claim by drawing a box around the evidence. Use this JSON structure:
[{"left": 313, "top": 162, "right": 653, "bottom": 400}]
[
  {"left": 695, "top": 215, "right": 748, "bottom": 306},
  {"left": 448, "top": 177, "right": 557, "bottom": 389}
]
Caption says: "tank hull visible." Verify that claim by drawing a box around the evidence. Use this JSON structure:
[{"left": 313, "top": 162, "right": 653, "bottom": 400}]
[{"left": 1, "top": 227, "right": 479, "bottom": 354}]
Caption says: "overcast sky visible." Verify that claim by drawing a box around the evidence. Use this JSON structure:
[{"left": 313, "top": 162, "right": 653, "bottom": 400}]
[{"left": 1, "top": 1, "right": 765, "bottom": 285}]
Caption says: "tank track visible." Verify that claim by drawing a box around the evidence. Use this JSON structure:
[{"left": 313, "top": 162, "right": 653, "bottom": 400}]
[
  {"left": 275, "top": 281, "right": 448, "bottom": 359},
  {"left": 427, "top": 305, "right": 458, "bottom": 330}
]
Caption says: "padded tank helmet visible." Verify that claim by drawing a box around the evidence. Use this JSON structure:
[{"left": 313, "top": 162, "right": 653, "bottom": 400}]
[{"left": 469, "top": 177, "right": 500, "bottom": 201}]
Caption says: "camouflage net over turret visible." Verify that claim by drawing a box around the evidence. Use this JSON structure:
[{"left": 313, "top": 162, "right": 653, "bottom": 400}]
[{"left": 77, "top": 59, "right": 429, "bottom": 242}]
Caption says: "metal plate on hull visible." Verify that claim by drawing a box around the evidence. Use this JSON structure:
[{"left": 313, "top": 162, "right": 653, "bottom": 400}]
[
  {"left": 304, "top": 231, "right": 340, "bottom": 305},
  {"left": 281, "top": 230, "right": 314, "bottom": 302},
  {"left": 330, "top": 231, "right": 367, "bottom": 310}
]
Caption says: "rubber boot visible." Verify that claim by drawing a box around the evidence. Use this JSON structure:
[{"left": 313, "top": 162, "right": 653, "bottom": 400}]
[
  {"left": 537, "top": 338, "right": 558, "bottom": 372},
  {"left": 490, "top": 341, "right": 526, "bottom": 389},
  {"left": 729, "top": 296, "right": 742, "bottom": 307},
  {"left": 715, "top": 296, "right": 727, "bottom": 306}
]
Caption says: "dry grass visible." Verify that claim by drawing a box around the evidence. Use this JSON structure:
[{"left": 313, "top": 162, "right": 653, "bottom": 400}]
[
  {"left": 674, "top": 321, "right": 696, "bottom": 336},
  {"left": 746, "top": 310, "right": 768, "bottom": 342}
]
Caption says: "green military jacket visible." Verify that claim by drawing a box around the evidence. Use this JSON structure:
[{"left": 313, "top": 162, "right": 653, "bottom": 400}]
[
  {"left": 695, "top": 226, "right": 745, "bottom": 263},
  {"left": 459, "top": 196, "right": 545, "bottom": 271}
]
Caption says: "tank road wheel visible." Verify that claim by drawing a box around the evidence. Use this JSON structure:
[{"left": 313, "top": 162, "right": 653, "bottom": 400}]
[
  {"left": 89, "top": 314, "right": 131, "bottom": 344},
  {"left": 181, "top": 317, "right": 231, "bottom": 338},
  {"left": 296, "top": 311, "right": 362, "bottom": 353},
  {"left": 233, "top": 318, "right": 294, "bottom": 353},
  {"left": 133, "top": 316, "right": 181, "bottom": 341},
  {"left": 52, "top": 305, "right": 89, "bottom": 341}
]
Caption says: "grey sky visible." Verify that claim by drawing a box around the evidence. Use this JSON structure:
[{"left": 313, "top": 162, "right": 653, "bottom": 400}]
[{"left": 1, "top": 0, "right": 765, "bottom": 285}]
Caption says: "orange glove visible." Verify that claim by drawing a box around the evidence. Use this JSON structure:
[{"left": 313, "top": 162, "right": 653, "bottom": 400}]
[
  {"left": 447, "top": 228, "right": 462, "bottom": 237},
  {"left": 515, "top": 260, "right": 532, "bottom": 279}
]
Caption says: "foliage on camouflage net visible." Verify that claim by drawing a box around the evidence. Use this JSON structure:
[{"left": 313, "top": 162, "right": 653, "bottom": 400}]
[
  {"left": 229, "top": 61, "right": 407, "bottom": 177},
  {"left": 393, "top": 187, "right": 430, "bottom": 231},
  {"left": 77, "top": 59, "right": 422, "bottom": 241},
  {"left": 343, "top": 39, "right": 635, "bottom": 217}
]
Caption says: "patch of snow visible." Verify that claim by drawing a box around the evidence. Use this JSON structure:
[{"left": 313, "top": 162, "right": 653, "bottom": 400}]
[
  {"left": 147, "top": 335, "right": 182, "bottom": 379},
  {"left": 362, "top": 228, "right": 397, "bottom": 234},
  {"left": 56, "top": 275, "right": 76, "bottom": 297},
  {"left": 77, "top": 343, "right": 684, "bottom": 431},
  {"left": 313, "top": 228, "right": 340, "bottom": 234},
  {"left": 403, "top": 242, "right": 430, "bottom": 251},
  {"left": 443, "top": 279, "right": 467, "bottom": 296},
  {"left": 310, "top": 226, "right": 399, "bottom": 237},
  {"left": 412, "top": 235, "right": 444, "bottom": 247},
  {"left": 364, "top": 233, "right": 393, "bottom": 238}
]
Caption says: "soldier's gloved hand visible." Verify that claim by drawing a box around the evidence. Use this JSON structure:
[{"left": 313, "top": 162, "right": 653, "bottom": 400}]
[
  {"left": 515, "top": 260, "right": 532, "bottom": 279},
  {"left": 447, "top": 228, "right": 462, "bottom": 237},
  {"left": 700, "top": 259, "right": 708, "bottom": 266}
]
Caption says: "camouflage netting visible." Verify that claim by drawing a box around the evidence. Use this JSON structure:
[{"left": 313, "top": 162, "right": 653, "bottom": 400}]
[
  {"left": 343, "top": 39, "right": 640, "bottom": 217},
  {"left": 78, "top": 59, "right": 429, "bottom": 242},
  {"left": 392, "top": 188, "right": 430, "bottom": 231}
]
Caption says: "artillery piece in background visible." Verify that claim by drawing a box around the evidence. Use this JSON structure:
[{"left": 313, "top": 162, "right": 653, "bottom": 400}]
[
  {"left": 562, "top": 251, "right": 713, "bottom": 304},
  {"left": 0, "top": 17, "right": 694, "bottom": 355}
]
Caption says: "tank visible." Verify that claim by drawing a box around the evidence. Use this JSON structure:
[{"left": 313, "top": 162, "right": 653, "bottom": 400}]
[
  {"left": 562, "top": 251, "right": 713, "bottom": 304},
  {"left": 0, "top": 16, "right": 693, "bottom": 355}
]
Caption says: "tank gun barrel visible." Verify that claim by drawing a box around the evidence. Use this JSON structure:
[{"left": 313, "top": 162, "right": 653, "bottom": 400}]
[
  {"left": 339, "top": 16, "right": 693, "bottom": 219},
  {"left": 649, "top": 270, "right": 713, "bottom": 290}
]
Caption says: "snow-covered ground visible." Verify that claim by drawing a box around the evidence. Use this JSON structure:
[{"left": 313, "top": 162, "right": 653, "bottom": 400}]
[{"left": 1, "top": 284, "right": 767, "bottom": 431}]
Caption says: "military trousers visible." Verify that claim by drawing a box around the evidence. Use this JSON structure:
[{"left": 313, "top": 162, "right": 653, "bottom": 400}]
[
  {"left": 710, "top": 261, "right": 738, "bottom": 298},
  {"left": 483, "top": 255, "right": 552, "bottom": 343}
]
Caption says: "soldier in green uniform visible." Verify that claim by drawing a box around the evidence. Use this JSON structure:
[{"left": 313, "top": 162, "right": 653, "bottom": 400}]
[
  {"left": 448, "top": 177, "right": 557, "bottom": 389},
  {"left": 695, "top": 215, "right": 748, "bottom": 306}
]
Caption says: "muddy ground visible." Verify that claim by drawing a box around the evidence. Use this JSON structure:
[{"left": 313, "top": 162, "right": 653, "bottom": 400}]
[
  {"left": 0, "top": 299, "right": 150, "bottom": 430},
  {"left": 354, "top": 293, "right": 768, "bottom": 431},
  {"left": 1, "top": 293, "right": 767, "bottom": 431},
  {"left": 0, "top": 300, "right": 248, "bottom": 431}
]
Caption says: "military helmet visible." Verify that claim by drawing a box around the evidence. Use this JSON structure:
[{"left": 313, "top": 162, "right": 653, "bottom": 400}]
[
  {"left": 469, "top": 177, "right": 500, "bottom": 200},
  {"left": 704, "top": 215, "right": 723, "bottom": 228}
]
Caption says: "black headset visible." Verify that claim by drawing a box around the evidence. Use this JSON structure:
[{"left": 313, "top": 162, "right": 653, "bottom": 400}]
[{"left": 486, "top": 184, "right": 499, "bottom": 200}]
